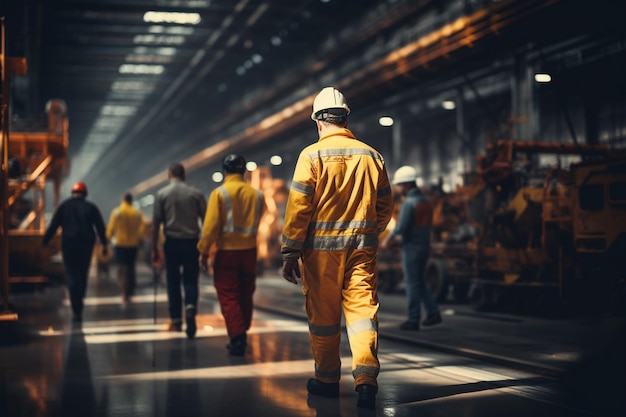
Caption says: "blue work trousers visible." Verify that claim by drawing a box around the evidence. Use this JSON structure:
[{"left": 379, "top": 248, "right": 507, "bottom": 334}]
[{"left": 401, "top": 243, "right": 439, "bottom": 322}]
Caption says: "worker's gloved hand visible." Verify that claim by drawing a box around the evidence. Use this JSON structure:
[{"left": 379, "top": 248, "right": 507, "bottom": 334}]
[{"left": 282, "top": 259, "right": 301, "bottom": 285}]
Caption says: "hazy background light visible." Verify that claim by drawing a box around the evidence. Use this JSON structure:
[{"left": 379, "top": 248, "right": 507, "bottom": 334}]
[
  {"left": 535, "top": 73, "right": 552, "bottom": 83},
  {"left": 246, "top": 161, "right": 258, "bottom": 171},
  {"left": 442, "top": 100, "right": 456, "bottom": 110},
  {"left": 378, "top": 116, "right": 394, "bottom": 127},
  {"left": 119, "top": 64, "right": 164, "bottom": 74},
  {"left": 269, "top": 155, "right": 283, "bottom": 166},
  {"left": 140, "top": 194, "right": 155, "bottom": 207},
  {"left": 143, "top": 11, "right": 201, "bottom": 25},
  {"left": 212, "top": 172, "right": 224, "bottom": 183}
]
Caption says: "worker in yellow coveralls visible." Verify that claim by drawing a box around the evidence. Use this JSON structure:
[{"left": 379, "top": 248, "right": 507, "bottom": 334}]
[{"left": 281, "top": 87, "right": 393, "bottom": 409}]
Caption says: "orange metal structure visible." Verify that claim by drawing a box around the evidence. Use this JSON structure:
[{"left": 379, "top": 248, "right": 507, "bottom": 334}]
[{"left": 1, "top": 19, "right": 69, "bottom": 321}]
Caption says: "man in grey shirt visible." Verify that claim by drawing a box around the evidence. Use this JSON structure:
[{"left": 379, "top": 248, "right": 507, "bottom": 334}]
[{"left": 152, "top": 162, "right": 207, "bottom": 339}]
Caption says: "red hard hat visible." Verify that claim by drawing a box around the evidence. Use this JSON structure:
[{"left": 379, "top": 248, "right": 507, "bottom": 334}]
[{"left": 71, "top": 181, "right": 88, "bottom": 195}]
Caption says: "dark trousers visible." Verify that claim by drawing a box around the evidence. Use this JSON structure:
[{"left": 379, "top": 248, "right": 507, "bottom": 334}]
[
  {"left": 114, "top": 246, "right": 138, "bottom": 299},
  {"left": 62, "top": 240, "right": 95, "bottom": 316},
  {"left": 213, "top": 248, "right": 257, "bottom": 339},
  {"left": 163, "top": 238, "right": 199, "bottom": 321}
]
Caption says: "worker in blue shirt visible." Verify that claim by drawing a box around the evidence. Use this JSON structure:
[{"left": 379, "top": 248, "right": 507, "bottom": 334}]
[{"left": 381, "top": 166, "right": 442, "bottom": 330}]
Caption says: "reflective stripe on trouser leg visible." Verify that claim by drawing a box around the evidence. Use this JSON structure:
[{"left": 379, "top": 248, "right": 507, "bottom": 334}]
[
  {"left": 342, "top": 248, "right": 380, "bottom": 388},
  {"left": 302, "top": 250, "right": 344, "bottom": 383}
]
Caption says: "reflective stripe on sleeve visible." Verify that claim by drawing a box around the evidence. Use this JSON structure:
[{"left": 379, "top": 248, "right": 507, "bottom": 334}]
[
  {"left": 290, "top": 181, "right": 313, "bottom": 196},
  {"left": 281, "top": 234, "right": 304, "bottom": 249}
]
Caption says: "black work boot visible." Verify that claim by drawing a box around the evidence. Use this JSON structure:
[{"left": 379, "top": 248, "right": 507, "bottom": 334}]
[
  {"left": 227, "top": 333, "right": 247, "bottom": 356},
  {"left": 356, "top": 384, "right": 377, "bottom": 409},
  {"left": 185, "top": 305, "right": 197, "bottom": 339},
  {"left": 306, "top": 379, "right": 339, "bottom": 398},
  {"left": 422, "top": 312, "right": 442, "bottom": 326}
]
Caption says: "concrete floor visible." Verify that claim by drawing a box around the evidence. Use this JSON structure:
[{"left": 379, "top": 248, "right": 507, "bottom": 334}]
[{"left": 1, "top": 264, "right": 623, "bottom": 417}]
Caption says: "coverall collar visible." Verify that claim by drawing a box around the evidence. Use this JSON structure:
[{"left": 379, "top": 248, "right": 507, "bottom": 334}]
[
  {"left": 223, "top": 173, "right": 245, "bottom": 183},
  {"left": 318, "top": 127, "right": 356, "bottom": 142}
]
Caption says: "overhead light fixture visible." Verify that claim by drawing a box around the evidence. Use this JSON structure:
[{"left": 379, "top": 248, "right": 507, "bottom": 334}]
[
  {"left": 378, "top": 116, "right": 394, "bottom": 127},
  {"left": 148, "top": 26, "right": 194, "bottom": 35},
  {"left": 133, "top": 34, "right": 185, "bottom": 45},
  {"left": 125, "top": 54, "right": 172, "bottom": 64},
  {"left": 112, "top": 80, "right": 154, "bottom": 92},
  {"left": 143, "top": 11, "right": 201, "bottom": 25},
  {"left": 101, "top": 105, "right": 137, "bottom": 117},
  {"left": 119, "top": 64, "right": 164, "bottom": 74},
  {"left": 534, "top": 73, "right": 552, "bottom": 83},
  {"left": 270, "top": 155, "right": 283, "bottom": 166},
  {"left": 212, "top": 172, "right": 224, "bottom": 183},
  {"left": 442, "top": 100, "right": 456, "bottom": 110},
  {"left": 246, "top": 161, "right": 258, "bottom": 171}
]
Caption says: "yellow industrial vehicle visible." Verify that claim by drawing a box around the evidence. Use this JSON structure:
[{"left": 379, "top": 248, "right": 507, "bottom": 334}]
[
  {"left": 426, "top": 139, "right": 626, "bottom": 315},
  {"left": 1, "top": 20, "right": 69, "bottom": 321}
]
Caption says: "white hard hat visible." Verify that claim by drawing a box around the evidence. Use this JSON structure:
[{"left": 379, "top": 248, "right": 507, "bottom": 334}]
[
  {"left": 392, "top": 166, "right": 417, "bottom": 185},
  {"left": 311, "top": 87, "right": 351, "bottom": 121}
]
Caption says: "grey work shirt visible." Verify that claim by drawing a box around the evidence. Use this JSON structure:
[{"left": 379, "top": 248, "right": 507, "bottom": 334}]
[{"left": 153, "top": 179, "right": 207, "bottom": 239}]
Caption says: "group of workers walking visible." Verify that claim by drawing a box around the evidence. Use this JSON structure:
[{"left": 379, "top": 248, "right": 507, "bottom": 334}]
[{"left": 42, "top": 87, "right": 441, "bottom": 409}]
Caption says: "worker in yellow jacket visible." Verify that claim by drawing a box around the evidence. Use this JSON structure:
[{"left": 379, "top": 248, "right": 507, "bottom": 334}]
[
  {"left": 198, "top": 154, "right": 265, "bottom": 356},
  {"left": 281, "top": 87, "right": 393, "bottom": 409},
  {"left": 106, "top": 192, "right": 145, "bottom": 305}
]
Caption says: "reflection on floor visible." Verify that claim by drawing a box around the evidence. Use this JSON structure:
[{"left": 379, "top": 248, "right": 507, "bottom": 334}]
[{"left": 0, "top": 267, "right": 606, "bottom": 417}]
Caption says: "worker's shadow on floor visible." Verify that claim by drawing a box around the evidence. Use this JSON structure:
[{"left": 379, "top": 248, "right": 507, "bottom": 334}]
[{"left": 60, "top": 328, "right": 101, "bottom": 417}]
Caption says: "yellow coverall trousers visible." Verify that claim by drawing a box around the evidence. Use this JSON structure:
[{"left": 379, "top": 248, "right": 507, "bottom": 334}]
[{"left": 301, "top": 246, "right": 380, "bottom": 389}]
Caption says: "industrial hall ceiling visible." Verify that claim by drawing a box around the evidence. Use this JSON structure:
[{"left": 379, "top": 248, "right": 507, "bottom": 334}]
[{"left": 2, "top": 0, "right": 626, "bottom": 215}]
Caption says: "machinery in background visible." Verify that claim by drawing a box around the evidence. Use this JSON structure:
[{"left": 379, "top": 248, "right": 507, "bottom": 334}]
[
  {"left": 1, "top": 21, "right": 69, "bottom": 317},
  {"left": 3, "top": 100, "right": 69, "bottom": 291},
  {"left": 423, "top": 139, "right": 626, "bottom": 315}
]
